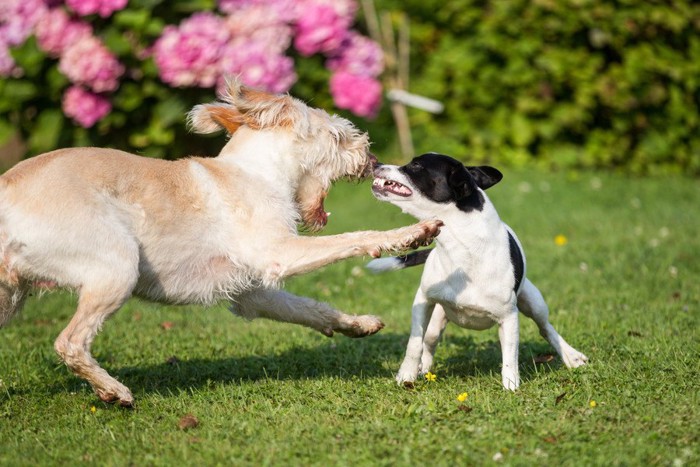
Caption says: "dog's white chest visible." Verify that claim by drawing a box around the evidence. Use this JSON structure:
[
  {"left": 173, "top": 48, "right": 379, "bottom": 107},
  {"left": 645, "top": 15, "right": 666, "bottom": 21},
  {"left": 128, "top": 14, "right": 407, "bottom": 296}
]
[{"left": 421, "top": 245, "right": 513, "bottom": 330}]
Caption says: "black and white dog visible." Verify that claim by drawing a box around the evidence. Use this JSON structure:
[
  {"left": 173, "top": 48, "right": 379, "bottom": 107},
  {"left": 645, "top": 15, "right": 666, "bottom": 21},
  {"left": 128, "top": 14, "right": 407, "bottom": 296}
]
[{"left": 368, "top": 153, "right": 588, "bottom": 390}]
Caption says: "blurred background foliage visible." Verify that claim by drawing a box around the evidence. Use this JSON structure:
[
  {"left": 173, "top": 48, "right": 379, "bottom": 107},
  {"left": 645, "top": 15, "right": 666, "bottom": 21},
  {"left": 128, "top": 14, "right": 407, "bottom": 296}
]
[
  {"left": 1, "top": 0, "right": 698, "bottom": 174},
  {"left": 371, "top": 0, "right": 700, "bottom": 174}
]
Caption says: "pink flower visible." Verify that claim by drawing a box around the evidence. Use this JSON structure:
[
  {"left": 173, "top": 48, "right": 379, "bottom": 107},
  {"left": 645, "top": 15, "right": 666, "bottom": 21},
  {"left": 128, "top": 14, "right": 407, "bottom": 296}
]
[
  {"left": 327, "top": 31, "right": 384, "bottom": 78},
  {"left": 65, "top": 0, "right": 129, "bottom": 18},
  {"left": 35, "top": 8, "right": 93, "bottom": 57},
  {"left": 223, "top": 2, "right": 294, "bottom": 53},
  {"left": 330, "top": 71, "right": 382, "bottom": 118},
  {"left": 219, "top": 0, "right": 296, "bottom": 24},
  {"left": 153, "top": 12, "right": 230, "bottom": 88},
  {"left": 62, "top": 85, "right": 112, "bottom": 128},
  {"left": 219, "top": 39, "right": 296, "bottom": 93},
  {"left": 0, "top": 0, "right": 47, "bottom": 46},
  {"left": 293, "top": 0, "right": 356, "bottom": 56},
  {"left": 59, "top": 35, "right": 124, "bottom": 92}
]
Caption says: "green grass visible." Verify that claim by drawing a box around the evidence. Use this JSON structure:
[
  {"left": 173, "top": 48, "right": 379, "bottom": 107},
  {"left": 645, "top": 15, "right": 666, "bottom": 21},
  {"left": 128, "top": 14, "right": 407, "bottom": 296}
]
[{"left": 1, "top": 170, "right": 698, "bottom": 466}]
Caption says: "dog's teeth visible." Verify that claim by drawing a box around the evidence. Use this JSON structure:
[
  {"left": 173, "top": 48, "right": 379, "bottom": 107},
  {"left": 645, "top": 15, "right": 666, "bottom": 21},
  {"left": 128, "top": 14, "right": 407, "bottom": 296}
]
[{"left": 325, "top": 211, "right": 331, "bottom": 217}]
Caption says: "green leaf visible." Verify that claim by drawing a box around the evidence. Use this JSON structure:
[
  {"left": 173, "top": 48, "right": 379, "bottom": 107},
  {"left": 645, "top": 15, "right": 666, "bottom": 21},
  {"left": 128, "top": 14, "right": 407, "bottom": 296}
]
[
  {"left": 113, "top": 9, "right": 151, "bottom": 31},
  {"left": 113, "top": 83, "right": 144, "bottom": 112},
  {"left": 102, "top": 26, "right": 133, "bottom": 56},
  {"left": 0, "top": 81, "right": 38, "bottom": 112},
  {"left": 27, "top": 110, "right": 64, "bottom": 155},
  {"left": 0, "top": 118, "right": 14, "bottom": 147},
  {"left": 153, "top": 97, "right": 187, "bottom": 127},
  {"left": 9, "top": 37, "right": 45, "bottom": 78}
]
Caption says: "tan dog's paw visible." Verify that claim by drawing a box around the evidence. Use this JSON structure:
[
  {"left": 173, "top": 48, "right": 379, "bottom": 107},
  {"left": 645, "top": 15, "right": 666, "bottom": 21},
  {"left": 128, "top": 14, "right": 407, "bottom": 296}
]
[
  {"left": 393, "top": 219, "right": 443, "bottom": 253},
  {"left": 95, "top": 383, "right": 134, "bottom": 408},
  {"left": 337, "top": 314, "right": 385, "bottom": 338},
  {"left": 367, "top": 220, "right": 442, "bottom": 258}
]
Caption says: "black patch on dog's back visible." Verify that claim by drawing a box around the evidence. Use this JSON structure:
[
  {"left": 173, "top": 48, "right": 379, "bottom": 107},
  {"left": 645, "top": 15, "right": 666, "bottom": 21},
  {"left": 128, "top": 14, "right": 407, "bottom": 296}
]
[{"left": 508, "top": 232, "right": 524, "bottom": 292}]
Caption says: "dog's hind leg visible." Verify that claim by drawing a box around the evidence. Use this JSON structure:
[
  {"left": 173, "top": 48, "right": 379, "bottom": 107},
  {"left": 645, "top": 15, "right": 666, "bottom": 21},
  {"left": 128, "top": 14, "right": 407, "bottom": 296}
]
[
  {"left": 232, "top": 288, "right": 384, "bottom": 338},
  {"left": 54, "top": 275, "right": 137, "bottom": 407},
  {"left": 419, "top": 303, "right": 448, "bottom": 376},
  {"left": 517, "top": 279, "right": 588, "bottom": 369}
]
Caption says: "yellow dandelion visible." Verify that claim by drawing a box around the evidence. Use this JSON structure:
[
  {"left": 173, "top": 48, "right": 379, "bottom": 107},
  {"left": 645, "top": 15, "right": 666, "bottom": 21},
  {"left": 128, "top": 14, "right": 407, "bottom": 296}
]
[
  {"left": 554, "top": 234, "right": 568, "bottom": 246},
  {"left": 589, "top": 400, "right": 597, "bottom": 408},
  {"left": 457, "top": 392, "right": 468, "bottom": 402},
  {"left": 90, "top": 406, "right": 96, "bottom": 413},
  {"left": 424, "top": 372, "right": 437, "bottom": 382}
]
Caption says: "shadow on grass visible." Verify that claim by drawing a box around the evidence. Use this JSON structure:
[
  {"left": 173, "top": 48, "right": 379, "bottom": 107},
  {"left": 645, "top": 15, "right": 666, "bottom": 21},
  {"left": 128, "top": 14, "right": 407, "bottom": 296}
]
[{"left": 36, "top": 332, "right": 564, "bottom": 399}]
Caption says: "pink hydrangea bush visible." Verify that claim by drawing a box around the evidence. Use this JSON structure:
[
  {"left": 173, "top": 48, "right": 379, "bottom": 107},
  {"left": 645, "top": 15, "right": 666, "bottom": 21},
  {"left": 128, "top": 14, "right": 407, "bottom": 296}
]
[
  {"left": 293, "top": 0, "right": 356, "bottom": 56},
  {"left": 1, "top": 0, "right": 385, "bottom": 133},
  {"left": 62, "top": 85, "right": 112, "bottom": 128},
  {"left": 153, "top": 13, "right": 231, "bottom": 88},
  {"left": 219, "top": 39, "right": 296, "bottom": 94},
  {"left": 65, "top": 0, "right": 128, "bottom": 18},
  {"left": 35, "top": 8, "right": 93, "bottom": 57},
  {"left": 330, "top": 71, "right": 382, "bottom": 118},
  {"left": 0, "top": 0, "right": 47, "bottom": 75},
  {"left": 153, "top": 0, "right": 383, "bottom": 117},
  {"left": 59, "top": 35, "right": 124, "bottom": 92}
]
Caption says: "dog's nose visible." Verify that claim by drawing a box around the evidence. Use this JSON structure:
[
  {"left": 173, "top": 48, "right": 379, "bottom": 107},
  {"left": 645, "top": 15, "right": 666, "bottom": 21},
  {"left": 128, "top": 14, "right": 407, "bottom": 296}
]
[{"left": 368, "top": 152, "right": 380, "bottom": 169}]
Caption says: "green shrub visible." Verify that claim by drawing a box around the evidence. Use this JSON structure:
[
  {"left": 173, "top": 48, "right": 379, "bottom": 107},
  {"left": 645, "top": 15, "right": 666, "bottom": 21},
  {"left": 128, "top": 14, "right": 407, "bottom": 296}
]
[{"left": 375, "top": 0, "right": 700, "bottom": 174}]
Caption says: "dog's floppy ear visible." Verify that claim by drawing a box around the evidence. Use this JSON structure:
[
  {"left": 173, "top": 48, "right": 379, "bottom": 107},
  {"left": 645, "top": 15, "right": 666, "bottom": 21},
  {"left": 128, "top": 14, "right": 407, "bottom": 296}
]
[
  {"left": 187, "top": 77, "right": 298, "bottom": 135},
  {"left": 187, "top": 104, "right": 245, "bottom": 135},
  {"left": 465, "top": 166, "right": 503, "bottom": 190}
]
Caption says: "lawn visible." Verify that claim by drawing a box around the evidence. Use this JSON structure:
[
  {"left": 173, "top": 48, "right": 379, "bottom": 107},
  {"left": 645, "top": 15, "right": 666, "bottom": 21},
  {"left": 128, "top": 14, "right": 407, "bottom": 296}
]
[{"left": 0, "top": 169, "right": 698, "bottom": 466}]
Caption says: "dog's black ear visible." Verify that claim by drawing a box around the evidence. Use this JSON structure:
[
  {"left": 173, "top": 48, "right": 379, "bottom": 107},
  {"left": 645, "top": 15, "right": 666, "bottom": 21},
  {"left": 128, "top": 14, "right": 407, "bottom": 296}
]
[
  {"left": 448, "top": 165, "right": 474, "bottom": 200},
  {"left": 465, "top": 166, "right": 503, "bottom": 190}
]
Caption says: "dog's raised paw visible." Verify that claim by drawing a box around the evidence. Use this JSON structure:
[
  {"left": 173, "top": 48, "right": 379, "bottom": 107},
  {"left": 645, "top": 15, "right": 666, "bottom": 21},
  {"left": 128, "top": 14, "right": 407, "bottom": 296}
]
[
  {"left": 397, "top": 220, "right": 443, "bottom": 251},
  {"left": 338, "top": 314, "right": 384, "bottom": 338}
]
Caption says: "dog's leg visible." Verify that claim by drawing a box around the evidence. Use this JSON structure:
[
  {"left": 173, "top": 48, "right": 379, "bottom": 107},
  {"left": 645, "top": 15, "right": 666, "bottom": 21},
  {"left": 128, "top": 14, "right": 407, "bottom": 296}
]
[
  {"left": 265, "top": 220, "right": 442, "bottom": 281},
  {"left": 419, "top": 303, "right": 448, "bottom": 376},
  {"left": 54, "top": 282, "right": 136, "bottom": 407},
  {"left": 396, "top": 289, "right": 434, "bottom": 387},
  {"left": 499, "top": 310, "right": 520, "bottom": 390},
  {"left": 233, "top": 288, "right": 384, "bottom": 338},
  {"left": 517, "top": 279, "right": 588, "bottom": 368}
]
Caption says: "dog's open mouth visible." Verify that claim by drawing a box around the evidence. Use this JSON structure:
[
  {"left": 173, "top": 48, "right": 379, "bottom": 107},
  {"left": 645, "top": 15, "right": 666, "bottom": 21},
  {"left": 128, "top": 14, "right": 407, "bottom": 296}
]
[{"left": 372, "top": 177, "right": 413, "bottom": 197}]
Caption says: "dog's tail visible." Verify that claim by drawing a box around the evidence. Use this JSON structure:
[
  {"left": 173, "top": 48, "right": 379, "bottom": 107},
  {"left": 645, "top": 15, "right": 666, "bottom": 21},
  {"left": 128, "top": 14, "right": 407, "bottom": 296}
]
[{"left": 366, "top": 249, "right": 432, "bottom": 274}]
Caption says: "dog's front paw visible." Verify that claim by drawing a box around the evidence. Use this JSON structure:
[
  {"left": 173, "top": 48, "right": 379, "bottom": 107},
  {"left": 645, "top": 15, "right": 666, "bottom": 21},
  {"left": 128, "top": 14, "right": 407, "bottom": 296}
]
[
  {"left": 501, "top": 372, "right": 520, "bottom": 391},
  {"left": 337, "top": 314, "right": 385, "bottom": 338},
  {"left": 396, "top": 361, "right": 420, "bottom": 388},
  {"left": 405, "top": 219, "right": 443, "bottom": 249}
]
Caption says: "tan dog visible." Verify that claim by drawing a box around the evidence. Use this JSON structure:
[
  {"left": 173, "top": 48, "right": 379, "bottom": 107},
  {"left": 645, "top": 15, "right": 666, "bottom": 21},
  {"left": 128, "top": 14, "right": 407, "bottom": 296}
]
[{"left": 0, "top": 80, "right": 441, "bottom": 406}]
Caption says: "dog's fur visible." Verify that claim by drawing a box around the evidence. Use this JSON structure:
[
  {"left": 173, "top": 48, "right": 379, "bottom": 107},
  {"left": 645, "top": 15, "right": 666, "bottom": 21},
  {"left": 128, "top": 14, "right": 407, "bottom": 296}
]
[
  {"left": 367, "top": 153, "right": 588, "bottom": 390},
  {"left": 0, "top": 80, "right": 441, "bottom": 406}
]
